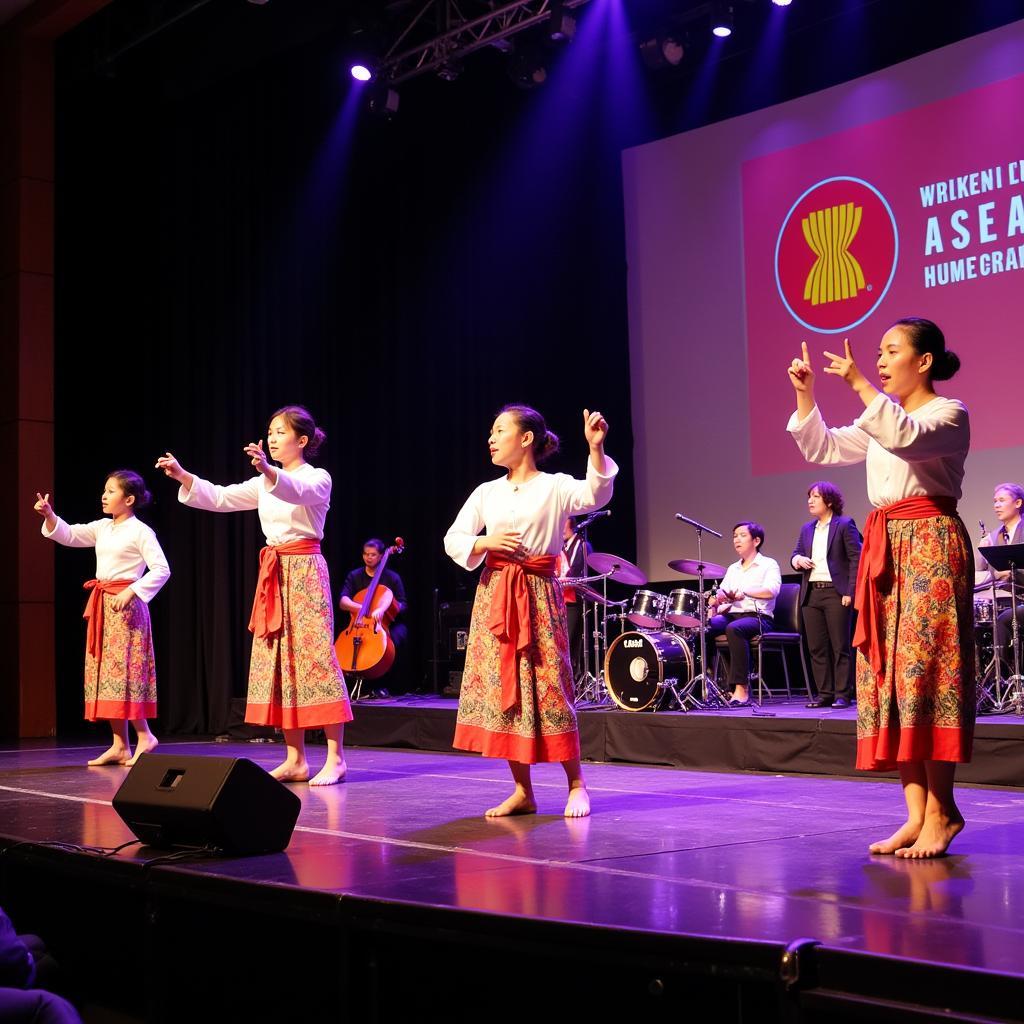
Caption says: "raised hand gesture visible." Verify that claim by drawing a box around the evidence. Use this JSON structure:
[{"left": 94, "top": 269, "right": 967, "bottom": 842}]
[
  {"left": 33, "top": 491, "right": 53, "bottom": 519},
  {"left": 583, "top": 408, "right": 608, "bottom": 449},
  {"left": 155, "top": 453, "right": 186, "bottom": 481},
  {"left": 787, "top": 342, "right": 815, "bottom": 394}
]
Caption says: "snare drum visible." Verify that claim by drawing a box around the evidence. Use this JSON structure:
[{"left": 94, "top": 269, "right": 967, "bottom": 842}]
[
  {"left": 666, "top": 588, "right": 701, "bottom": 628},
  {"left": 604, "top": 630, "right": 694, "bottom": 711},
  {"left": 626, "top": 589, "right": 667, "bottom": 629}
]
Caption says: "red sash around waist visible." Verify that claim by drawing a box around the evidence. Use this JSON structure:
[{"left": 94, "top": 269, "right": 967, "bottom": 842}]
[
  {"left": 83, "top": 578, "right": 134, "bottom": 658},
  {"left": 853, "top": 495, "right": 958, "bottom": 689},
  {"left": 485, "top": 553, "right": 558, "bottom": 713},
  {"left": 248, "top": 540, "right": 322, "bottom": 639}
]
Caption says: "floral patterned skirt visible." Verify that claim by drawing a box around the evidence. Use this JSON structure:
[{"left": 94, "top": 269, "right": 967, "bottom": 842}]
[
  {"left": 84, "top": 593, "right": 157, "bottom": 722},
  {"left": 855, "top": 515, "right": 975, "bottom": 771},
  {"left": 454, "top": 566, "right": 579, "bottom": 764},
  {"left": 246, "top": 553, "right": 352, "bottom": 730}
]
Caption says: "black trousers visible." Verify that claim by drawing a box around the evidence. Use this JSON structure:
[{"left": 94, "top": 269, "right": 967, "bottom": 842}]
[
  {"left": 995, "top": 604, "right": 1024, "bottom": 654},
  {"left": 708, "top": 613, "right": 773, "bottom": 689},
  {"left": 801, "top": 584, "right": 853, "bottom": 699}
]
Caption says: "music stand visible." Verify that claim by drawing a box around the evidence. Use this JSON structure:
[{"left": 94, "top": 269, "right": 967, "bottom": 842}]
[{"left": 978, "top": 543, "right": 1024, "bottom": 715}]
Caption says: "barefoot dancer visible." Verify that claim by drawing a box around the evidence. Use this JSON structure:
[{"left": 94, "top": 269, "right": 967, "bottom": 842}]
[
  {"left": 156, "top": 406, "right": 351, "bottom": 786},
  {"left": 444, "top": 406, "right": 616, "bottom": 818},
  {"left": 787, "top": 318, "right": 973, "bottom": 858},
  {"left": 36, "top": 471, "right": 169, "bottom": 767}
]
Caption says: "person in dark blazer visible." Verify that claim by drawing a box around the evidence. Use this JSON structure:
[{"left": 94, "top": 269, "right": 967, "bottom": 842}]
[{"left": 791, "top": 481, "right": 862, "bottom": 708}]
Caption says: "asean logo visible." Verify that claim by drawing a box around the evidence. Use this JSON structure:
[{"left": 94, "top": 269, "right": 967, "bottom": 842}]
[{"left": 775, "top": 176, "right": 898, "bottom": 334}]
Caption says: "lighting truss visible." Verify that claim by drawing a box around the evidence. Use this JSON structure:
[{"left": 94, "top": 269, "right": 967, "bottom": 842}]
[{"left": 377, "top": 0, "right": 593, "bottom": 85}]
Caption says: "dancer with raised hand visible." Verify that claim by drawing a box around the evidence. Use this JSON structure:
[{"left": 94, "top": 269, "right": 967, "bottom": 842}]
[
  {"left": 36, "top": 471, "right": 169, "bottom": 767},
  {"left": 156, "top": 405, "right": 351, "bottom": 786},
  {"left": 445, "top": 406, "right": 616, "bottom": 818},
  {"left": 787, "top": 318, "right": 973, "bottom": 858}
]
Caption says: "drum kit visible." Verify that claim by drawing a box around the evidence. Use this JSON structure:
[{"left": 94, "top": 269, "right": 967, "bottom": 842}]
[
  {"left": 974, "top": 541, "right": 1024, "bottom": 716},
  {"left": 566, "top": 514, "right": 734, "bottom": 713}
]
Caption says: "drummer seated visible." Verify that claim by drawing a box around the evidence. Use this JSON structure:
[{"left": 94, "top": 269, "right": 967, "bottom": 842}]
[
  {"left": 706, "top": 522, "right": 782, "bottom": 705},
  {"left": 976, "top": 483, "right": 1024, "bottom": 656}
]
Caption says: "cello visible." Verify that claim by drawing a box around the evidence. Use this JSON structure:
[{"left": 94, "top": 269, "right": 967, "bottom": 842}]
[{"left": 334, "top": 537, "right": 404, "bottom": 679}]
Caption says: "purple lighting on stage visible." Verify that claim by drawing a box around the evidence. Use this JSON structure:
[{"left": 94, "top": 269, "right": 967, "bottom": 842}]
[{"left": 350, "top": 64, "right": 373, "bottom": 82}]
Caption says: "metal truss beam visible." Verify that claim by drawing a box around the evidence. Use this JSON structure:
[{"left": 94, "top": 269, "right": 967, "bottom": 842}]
[{"left": 379, "top": 0, "right": 593, "bottom": 85}]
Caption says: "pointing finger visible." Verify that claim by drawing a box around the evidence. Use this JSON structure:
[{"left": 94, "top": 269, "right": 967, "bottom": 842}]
[{"left": 801, "top": 341, "right": 809, "bottom": 362}]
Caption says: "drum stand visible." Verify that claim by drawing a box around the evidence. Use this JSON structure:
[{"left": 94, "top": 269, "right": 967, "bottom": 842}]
[
  {"left": 675, "top": 524, "right": 729, "bottom": 710},
  {"left": 977, "top": 576, "right": 1008, "bottom": 713},
  {"left": 977, "top": 544, "right": 1024, "bottom": 716}
]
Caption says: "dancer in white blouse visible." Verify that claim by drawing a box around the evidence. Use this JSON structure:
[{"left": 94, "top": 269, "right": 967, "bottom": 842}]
[
  {"left": 445, "top": 406, "right": 616, "bottom": 818},
  {"left": 36, "top": 470, "right": 170, "bottom": 766},
  {"left": 788, "top": 317, "right": 973, "bottom": 858},
  {"left": 156, "top": 406, "right": 351, "bottom": 786}
]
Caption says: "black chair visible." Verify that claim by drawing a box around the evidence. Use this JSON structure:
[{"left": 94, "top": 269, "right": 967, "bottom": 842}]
[{"left": 712, "top": 583, "right": 813, "bottom": 703}]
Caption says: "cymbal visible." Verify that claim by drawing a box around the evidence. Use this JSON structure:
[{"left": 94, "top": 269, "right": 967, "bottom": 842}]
[
  {"left": 586, "top": 551, "right": 647, "bottom": 585},
  {"left": 668, "top": 557, "right": 727, "bottom": 578},
  {"left": 572, "top": 582, "right": 621, "bottom": 607}
]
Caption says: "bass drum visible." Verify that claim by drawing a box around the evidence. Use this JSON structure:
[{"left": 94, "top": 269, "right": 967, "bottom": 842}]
[{"left": 604, "top": 630, "right": 694, "bottom": 712}]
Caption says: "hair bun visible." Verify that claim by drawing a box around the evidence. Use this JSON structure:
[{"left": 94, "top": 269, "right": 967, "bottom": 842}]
[
  {"left": 537, "top": 429, "right": 560, "bottom": 463},
  {"left": 306, "top": 427, "right": 327, "bottom": 459}
]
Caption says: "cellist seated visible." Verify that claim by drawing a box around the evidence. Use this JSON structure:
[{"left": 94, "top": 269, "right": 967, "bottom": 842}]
[{"left": 338, "top": 538, "right": 408, "bottom": 697}]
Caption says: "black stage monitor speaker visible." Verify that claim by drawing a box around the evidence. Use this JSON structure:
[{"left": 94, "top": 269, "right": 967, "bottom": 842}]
[{"left": 112, "top": 754, "right": 301, "bottom": 855}]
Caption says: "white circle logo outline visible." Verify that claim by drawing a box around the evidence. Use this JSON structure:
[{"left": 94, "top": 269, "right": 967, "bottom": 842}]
[{"left": 774, "top": 175, "right": 899, "bottom": 335}]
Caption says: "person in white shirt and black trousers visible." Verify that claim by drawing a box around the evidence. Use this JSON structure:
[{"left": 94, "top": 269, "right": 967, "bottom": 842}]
[
  {"left": 791, "top": 481, "right": 862, "bottom": 709},
  {"left": 706, "top": 522, "right": 782, "bottom": 706}
]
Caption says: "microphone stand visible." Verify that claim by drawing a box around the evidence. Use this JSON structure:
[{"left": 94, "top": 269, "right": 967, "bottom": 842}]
[{"left": 675, "top": 515, "right": 728, "bottom": 710}]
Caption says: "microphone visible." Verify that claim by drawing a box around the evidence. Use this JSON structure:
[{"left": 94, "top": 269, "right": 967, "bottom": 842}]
[
  {"left": 979, "top": 520, "right": 987, "bottom": 540},
  {"left": 675, "top": 513, "right": 723, "bottom": 538},
  {"left": 575, "top": 509, "right": 611, "bottom": 530}
]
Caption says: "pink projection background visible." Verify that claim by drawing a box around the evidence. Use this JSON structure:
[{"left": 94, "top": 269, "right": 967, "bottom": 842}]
[
  {"left": 623, "top": 20, "right": 1024, "bottom": 579},
  {"left": 742, "top": 73, "right": 1024, "bottom": 474}
]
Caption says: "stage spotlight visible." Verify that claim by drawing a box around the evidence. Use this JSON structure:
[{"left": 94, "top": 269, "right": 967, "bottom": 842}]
[
  {"left": 639, "top": 35, "right": 685, "bottom": 70},
  {"left": 508, "top": 51, "right": 548, "bottom": 89},
  {"left": 350, "top": 63, "right": 374, "bottom": 82},
  {"left": 771, "top": 0, "right": 793, "bottom": 6},
  {"left": 548, "top": 2, "right": 576, "bottom": 43},
  {"left": 711, "top": 3, "right": 734, "bottom": 37},
  {"left": 368, "top": 83, "right": 400, "bottom": 118}
]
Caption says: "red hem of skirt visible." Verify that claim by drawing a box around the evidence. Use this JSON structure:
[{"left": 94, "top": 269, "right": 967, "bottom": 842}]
[
  {"left": 245, "top": 700, "right": 353, "bottom": 729},
  {"left": 452, "top": 722, "right": 580, "bottom": 764},
  {"left": 856, "top": 725, "right": 974, "bottom": 772},
  {"left": 85, "top": 701, "right": 157, "bottom": 722}
]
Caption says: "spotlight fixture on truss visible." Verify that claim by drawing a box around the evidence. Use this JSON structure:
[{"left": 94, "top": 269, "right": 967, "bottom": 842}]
[
  {"left": 374, "top": 0, "right": 593, "bottom": 86},
  {"left": 711, "top": 3, "right": 734, "bottom": 38},
  {"left": 639, "top": 34, "right": 685, "bottom": 70}
]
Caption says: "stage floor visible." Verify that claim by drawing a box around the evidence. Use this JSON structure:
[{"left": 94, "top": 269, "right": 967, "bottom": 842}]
[{"left": 2, "top": 738, "right": 1024, "bottom": 989}]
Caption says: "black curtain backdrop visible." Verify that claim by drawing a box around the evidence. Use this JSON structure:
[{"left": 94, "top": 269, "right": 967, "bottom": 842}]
[
  {"left": 52, "top": 4, "right": 641, "bottom": 736},
  {"left": 50, "top": 0, "right": 1023, "bottom": 737}
]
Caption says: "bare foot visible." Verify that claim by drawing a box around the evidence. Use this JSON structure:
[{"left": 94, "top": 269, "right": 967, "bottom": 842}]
[
  {"left": 125, "top": 735, "right": 159, "bottom": 766},
  {"left": 270, "top": 760, "right": 310, "bottom": 783},
  {"left": 896, "top": 812, "right": 965, "bottom": 859},
  {"left": 564, "top": 785, "right": 591, "bottom": 818},
  {"left": 309, "top": 759, "right": 347, "bottom": 787},
  {"left": 87, "top": 744, "right": 130, "bottom": 767},
  {"left": 485, "top": 789, "right": 537, "bottom": 817},
  {"left": 869, "top": 820, "right": 923, "bottom": 855}
]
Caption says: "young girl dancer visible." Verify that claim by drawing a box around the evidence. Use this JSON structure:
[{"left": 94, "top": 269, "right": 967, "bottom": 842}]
[
  {"left": 445, "top": 406, "right": 616, "bottom": 818},
  {"left": 156, "top": 405, "right": 351, "bottom": 786},
  {"left": 787, "top": 318, "right": 972, "bottom": 858},
  {"left": 36, "top": 471, "right": 169, "bottom": 766}
]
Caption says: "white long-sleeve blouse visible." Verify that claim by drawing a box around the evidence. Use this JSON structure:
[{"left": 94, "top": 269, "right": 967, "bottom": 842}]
[
  {"left": 445, "top": 457, "right": 618, "bottom": 571},
  {"left": 179, "top": 463, "right": 332, "bottom": 544},
  {"left": 42, "top": 516, "right": 170, "bottom": 602},
  {"left": 787, "top": 393, "right": 969, "bottom": 508}
]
